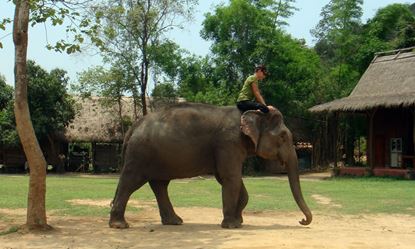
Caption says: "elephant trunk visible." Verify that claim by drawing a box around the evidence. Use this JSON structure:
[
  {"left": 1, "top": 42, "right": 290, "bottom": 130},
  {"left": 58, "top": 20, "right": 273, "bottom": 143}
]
[{"left": 286, "top": 147, "right": 312, "bottom": 226}]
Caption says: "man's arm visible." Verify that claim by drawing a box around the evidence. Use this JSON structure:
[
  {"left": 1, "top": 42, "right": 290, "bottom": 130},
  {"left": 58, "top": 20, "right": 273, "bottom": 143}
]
[{"left": 252, "top": 82, "right": 266, "bottom": 106}]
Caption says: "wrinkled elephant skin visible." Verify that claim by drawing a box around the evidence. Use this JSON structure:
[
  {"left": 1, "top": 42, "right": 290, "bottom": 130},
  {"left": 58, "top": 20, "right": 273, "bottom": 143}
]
[{"left": 109, "top": 103, "right": 312, "bottom": 229}]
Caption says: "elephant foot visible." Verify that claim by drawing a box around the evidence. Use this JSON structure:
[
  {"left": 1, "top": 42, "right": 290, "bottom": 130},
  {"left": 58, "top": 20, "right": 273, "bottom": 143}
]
[
  {"left": 236, "top": 215, "right": 243, "bottom": 224},
  {"left": 161, "top": 214, "right": 183, "bottom": 225},
  {"left": 221, "top": 218, "right": 242, "bottom": 229},
  {"left": 109, "top": 219, "right": 130, "bottom": 229}
]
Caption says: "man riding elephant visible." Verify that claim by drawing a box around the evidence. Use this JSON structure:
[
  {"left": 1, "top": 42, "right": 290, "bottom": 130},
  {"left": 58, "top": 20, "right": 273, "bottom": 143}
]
[{"left": 237, "top": 64, "right": 271, "bottom": 114}]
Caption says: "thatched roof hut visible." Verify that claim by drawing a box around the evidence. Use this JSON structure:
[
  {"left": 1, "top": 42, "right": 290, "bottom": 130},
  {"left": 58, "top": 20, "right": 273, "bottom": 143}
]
[
  {"left": 64, "top": 96, "right": 138, "bottom": 143},
  {"left": 310, "top": 47, "right": 415, "bottom": 113},
  {"left": 64, "top": 96, "right": 186, "bottom": 143},
  {"left": 309, "top": 47, "right": 415, "bottom": 177}
]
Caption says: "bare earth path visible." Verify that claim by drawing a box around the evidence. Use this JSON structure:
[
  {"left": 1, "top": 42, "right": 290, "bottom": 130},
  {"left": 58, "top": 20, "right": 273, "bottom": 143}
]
[{"left": 1, "top": 205, "right": 415, "bottom": 249}]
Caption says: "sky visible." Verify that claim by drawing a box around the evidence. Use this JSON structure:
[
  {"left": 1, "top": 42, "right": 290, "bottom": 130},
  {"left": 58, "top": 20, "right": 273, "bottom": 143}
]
[{"left": 0, "top": 0, "right": 412, "bottom": 88}]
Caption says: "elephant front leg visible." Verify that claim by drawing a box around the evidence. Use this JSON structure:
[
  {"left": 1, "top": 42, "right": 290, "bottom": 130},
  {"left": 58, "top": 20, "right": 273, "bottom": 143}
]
[
  {"left": 221, "top": 176, "right": 243, "bottom": 229},
  {"left": 236, "top": 180, "right": 249, "bottom": 224},
  {"left": 149, "top": 180, "right": 183, "bottom": 225}
]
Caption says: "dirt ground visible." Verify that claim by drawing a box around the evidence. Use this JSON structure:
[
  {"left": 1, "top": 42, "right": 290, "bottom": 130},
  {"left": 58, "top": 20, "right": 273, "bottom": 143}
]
[
  {"left": 1, "top": 173, "right": 415, "bottom": 249},
  {"left": 1, "top": 203, "right": 415, "bottom": 249}
]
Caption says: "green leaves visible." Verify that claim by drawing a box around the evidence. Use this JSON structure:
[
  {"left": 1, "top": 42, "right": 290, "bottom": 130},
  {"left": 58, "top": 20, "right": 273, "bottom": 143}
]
[
  {"left": 196, "top": 0, "right": 326, "bottom": 117},
  {"left": 0, "top": 18, "right": 12, "bottom": 49},
  {"left": 366, "top": 4, "right": 415, "bottom": 49},
  {"left": 0, "top": 62, "right": 75, "bottom": 145},
  {"left": 0, "top": 75, "right": 13, "bottom": 111}
]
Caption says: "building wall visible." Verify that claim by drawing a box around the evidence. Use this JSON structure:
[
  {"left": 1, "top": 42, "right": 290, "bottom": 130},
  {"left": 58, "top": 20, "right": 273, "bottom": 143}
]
[
  {"left": 92, "top": 143, "right": 120, "bottom": 173},
  {"left": 373, "top": 108, "right": 414, "bottom": 168}
]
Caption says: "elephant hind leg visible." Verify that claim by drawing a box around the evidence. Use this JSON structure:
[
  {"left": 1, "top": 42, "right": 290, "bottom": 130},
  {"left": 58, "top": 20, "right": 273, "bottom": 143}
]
[
  {"left": 109, "top": 174, "right": 148, "bottom": 229},
  {"left": 149, "top": 180, "right": 183, "bottom": 225}
]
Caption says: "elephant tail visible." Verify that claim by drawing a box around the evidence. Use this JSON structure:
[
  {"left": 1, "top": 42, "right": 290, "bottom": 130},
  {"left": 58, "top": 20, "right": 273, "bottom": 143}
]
[{"left": 119, "top": 118, "right": 143, "bottom": 170}]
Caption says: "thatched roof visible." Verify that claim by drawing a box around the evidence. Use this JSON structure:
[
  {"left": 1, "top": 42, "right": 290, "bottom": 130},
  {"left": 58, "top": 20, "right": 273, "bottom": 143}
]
[
  {"left": 64, "top": 96, "right": 186, "bottom": 143},
  {"left": 310, "top": 47, "right": 415, "bottom": 113},
  {"left": 64, "top": 96, "right": 138, "bottom": 143},
  {"left": 63, "top": 96, "right": 312, "bottom": 144}
]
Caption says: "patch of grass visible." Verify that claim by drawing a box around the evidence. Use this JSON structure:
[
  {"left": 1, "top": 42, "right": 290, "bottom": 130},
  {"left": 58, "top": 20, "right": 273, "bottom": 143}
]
[
  {"left": 0, "top": 226, "right": 19, "bottom": 236},
  {"left": 0, "top": 175, "right": 414, "bottom": 217}
]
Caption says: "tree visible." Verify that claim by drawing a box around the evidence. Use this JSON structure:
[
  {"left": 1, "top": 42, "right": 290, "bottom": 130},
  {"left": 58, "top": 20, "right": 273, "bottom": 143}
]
[
  {"left": 1, "top": 62, "right": 75, "bottom": 146},
  {"left": 13, "top": 0, "right": 51, "bottom": 230},
  {"left": 201, "top": 0, "right": 276, "bottom": 83},
  {"left": 0, "top": 75, "right": 15, "bottom": 146},
  {"left": 87, "top": 0, "right": 198, "bottom": 116},
  {"left": 7, "top": 0, "right": 92, "bottom": 230},
  {"left": 353, "top": 3, "right": 415, "bottom": 73},
  {"left": 75, "top": 65, "right": 130, "bottom": 136},
  {"left": 0, "top": 75, "right": 13, "bottom": 110},
  {"left": 311, "top": 0, "right": 364, "bottom": 103},
  {"left": 252, "top": 0, "right": 298, "bottom": 27},
  {"left": 26, "top": 61, "right": 76, "bottom": 140},
  {"left": 367, "top": 3, "right": 415, "bottom": 48},
  {"left": 200, "top": 0, "right": 324, "bottom": 115},
  {"left": 311, "top": 0, "right": 363, "bottom": 65},
  {"left": 151, "top": 82, "right": 178, "bottom": 107}
]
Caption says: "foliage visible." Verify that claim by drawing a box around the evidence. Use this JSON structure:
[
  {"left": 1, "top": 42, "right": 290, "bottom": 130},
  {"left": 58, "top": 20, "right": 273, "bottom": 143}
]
[
  {"left": 27, "top": 61, "right": 76, "bottom": 138},
  {"left": 311, "top": 0, "right": 364, "bottom": 102},
  {"left": 0, "top": 76, "right": 19, "bottom": 146},
  {"left": 29, "top": 0, "right": 104, "bottom": 54},
  {"left": 187, "top": 0, "right": 325, "bottom": 118},
  {"left": 255, "top": 0, "right": 298, "bottom": 27},
  {"left": 151, "top": 83, "right": 178, "bottom": 103},
  {"left": 311, "top": 0, "right": 363, "bottom": 64},
  {"left": 0, "top": 75, "right": 13, "bottom": 111},
  {"left": 366, "top": 4, "right": 415, "bottom": 48},
  {"left": 0, "top": 0, "right": 102, "bottom": 54},
  {"left": 75, "top": 65, "right": 130, "bottom": 100},
  {"left": 201, "top": 0, "right": 277, "bottom": 82},
  {"left": 0, "top": 103, "right": 18, "bottom": 146},
  {"left": 0, "top": 61, "right": 75, "bottom": 145},
  {"left": 353, "top": 3, "right": 415, "bottom": 73},
  {"left": 0, "top": 18, "right": 11, "bottom": 49},
  {"left": 82, "top": 0, "right": 198, "bottom": 115},
  {"left": 150, "top": 41, "right": 186, "bottom": 83}
]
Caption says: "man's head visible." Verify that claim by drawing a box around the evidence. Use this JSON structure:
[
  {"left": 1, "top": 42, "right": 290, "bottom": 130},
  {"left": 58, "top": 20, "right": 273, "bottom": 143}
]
[{"left": 255, "top": 64, "right": 267, "bottom": 80}]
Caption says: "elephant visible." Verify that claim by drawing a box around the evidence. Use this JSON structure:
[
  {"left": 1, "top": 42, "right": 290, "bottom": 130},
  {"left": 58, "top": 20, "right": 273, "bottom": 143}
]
[{"left": 109, "top": 102, "right": 312, "bottom": 229}]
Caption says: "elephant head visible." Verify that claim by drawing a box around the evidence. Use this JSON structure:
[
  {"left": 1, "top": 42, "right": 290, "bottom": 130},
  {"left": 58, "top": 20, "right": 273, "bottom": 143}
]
[{"left": 240, "top": 107, "right": 312, "bottom": 226}]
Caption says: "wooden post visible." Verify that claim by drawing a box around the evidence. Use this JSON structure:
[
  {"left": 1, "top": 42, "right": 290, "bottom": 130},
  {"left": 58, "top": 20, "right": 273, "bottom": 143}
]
[
  {"left": 333, "top": 112, "right": 339, "bottom": 168},
  {"left": 92, "top": 142, "right": 96, "bottom": 173},
  {"left": 368, "top": 109, "right": 377, "bottom": 169}
]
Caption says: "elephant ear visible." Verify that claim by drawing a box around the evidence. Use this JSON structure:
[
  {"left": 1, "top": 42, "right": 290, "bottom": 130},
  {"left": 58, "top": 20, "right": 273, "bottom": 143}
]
[{"left": 240, "top": 110, "right": 263, "bottom": 151}]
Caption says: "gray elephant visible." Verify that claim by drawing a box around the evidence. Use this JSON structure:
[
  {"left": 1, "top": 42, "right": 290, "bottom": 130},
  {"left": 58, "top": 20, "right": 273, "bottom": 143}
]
[{"left": 109, "top": 103, "right": 312, "bottom": 229}]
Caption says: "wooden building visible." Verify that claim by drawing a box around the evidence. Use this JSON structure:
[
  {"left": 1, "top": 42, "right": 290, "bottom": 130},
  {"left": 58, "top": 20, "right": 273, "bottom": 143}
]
[
  {"left": 63, "top": 96, "right": 180, "bottom": 172},
  {"left": 64, "top": 96, "right": 138, "bottom": 173},
  {"left": 310, "top": 47, "right": 415, "bottom": 178}
]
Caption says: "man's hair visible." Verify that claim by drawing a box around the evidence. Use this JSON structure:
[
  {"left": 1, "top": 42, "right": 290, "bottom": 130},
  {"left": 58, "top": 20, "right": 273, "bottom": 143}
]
[{"left": 255, "top": 64, "right": 267, "bottom": 74}]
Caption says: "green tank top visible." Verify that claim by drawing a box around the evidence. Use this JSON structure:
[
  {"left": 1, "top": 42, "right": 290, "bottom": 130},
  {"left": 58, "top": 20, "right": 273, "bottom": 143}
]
[{"left": 237, "top": 75, "right": 258, "bottom": 102}]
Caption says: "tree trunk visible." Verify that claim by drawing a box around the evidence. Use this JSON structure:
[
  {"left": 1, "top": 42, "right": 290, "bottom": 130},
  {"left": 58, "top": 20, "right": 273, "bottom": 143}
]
[
  {"left": 13, "top": 0, "right": 51, "bottom": 230},
  {"left": 140, "top": 58, "right": 149, "bottom": 116},
  {"left": 117, "top": 95, "right": 125, "bottom": 138},
  {"left": 139, "top": 0, "right": 151, "bottom": 116},
  {"left": 132, "top": 83, "right": 139, "bottom": 120}
]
